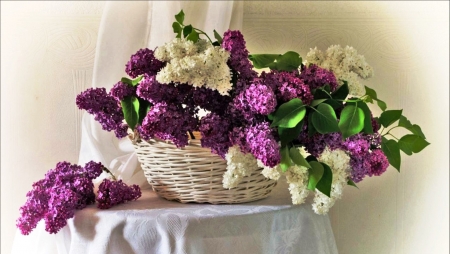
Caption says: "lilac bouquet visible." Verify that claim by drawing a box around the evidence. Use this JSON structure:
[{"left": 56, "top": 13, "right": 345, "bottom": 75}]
[{"left": 76, "top": 10, "right": 429, "bottom": 215}]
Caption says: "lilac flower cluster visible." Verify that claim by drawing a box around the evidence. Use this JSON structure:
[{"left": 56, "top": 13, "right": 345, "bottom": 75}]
[
  {"left": 261, "top": 71, "right": 314, "bottom": 105},
  {"left": 76, "top": 88, "right": 128, "bottom": 138},
  {"left": 17, "top": 161, "right": 143, "bottom": 235},
  {"left": 222, "top": 30, "right": 257, "bottom": 81},
  {"left": 137, "top": 74, "right": 192, "bottom": 104},
  {"left": 300, "top": 64, "right": 339, "bottom": 92},
  {"left": 125, "top": 48, "right": 165, "bottom": 78},
  {"left": 234, "top": 83, "right": 277, "bottom": 116},
  {"left": 199, "top": 113, "right": 232, "bottom": 158},
  {"left": 16, "top": 161, "right": 103, "bottom": 235},
  {"left": 110, "top": 81, "right": 136, "bottom": 101},
  {"left": 139, "top": 102, "right": 199, "bottom": 148},
  {"left": 96, "top": 179, "right": 141, "bottom": 209}
]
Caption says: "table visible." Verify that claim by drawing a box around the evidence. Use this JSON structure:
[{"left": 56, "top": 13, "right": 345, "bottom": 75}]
[{"left": 12, "top": 180, "right": 338, "bottom": 254}]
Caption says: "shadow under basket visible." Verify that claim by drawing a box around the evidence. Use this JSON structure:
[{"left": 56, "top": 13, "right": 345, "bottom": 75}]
[{"left": 133, "top": 138, "right": 277, "bottom": 204}]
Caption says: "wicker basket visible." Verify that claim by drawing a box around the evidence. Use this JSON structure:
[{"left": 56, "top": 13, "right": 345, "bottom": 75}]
[{"left": 133, "top": 136, "right": 277, "bottom": 204}]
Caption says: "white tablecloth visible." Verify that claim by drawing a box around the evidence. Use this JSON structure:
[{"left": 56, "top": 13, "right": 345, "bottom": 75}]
[{"left": 12, "top": 180, "right": 337, "bottom": 254}]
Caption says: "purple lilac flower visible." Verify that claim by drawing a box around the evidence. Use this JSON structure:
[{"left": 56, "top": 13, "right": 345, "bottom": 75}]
[
  {"left": 245, "top": 121, "right": 281, "bottom": 167},
  {"left": 367, "top": 149, "right": 389, "bottom": 177},
  {"left": 301, "top": 132, "right": 343, "bottom": 158},
  {"left": 300, "top": 64, "right": 339, "bottom": 92},
  {"left": 137, "top": 75, "right": 193, "bottom": 105},
  {"left": 17, "top": 161, "right": 105, "bottom": 235},
  {"left": 343, "top": 134, "right": 370, "bottom": 156},
  {"left": 229, "top": 126, "right": 250, "bottom": 154},
  {"left": 139, "top": 102, "right": 198, "bottom": 148},
  {"left": 192, "top": 87, "right": 232, "bottom": 115},
  {"left": 76, "top": 88, "right": 128, "bottom": 138},
  {"left": 222, "top": 30, "right": 257, "bottom": 80},
  {"left": 125, "top": 48, "right": 165, "bottom": 78},
  {"left": 96, "top": 179, "right": 141, "bottom": 209},
  {"left": 110, "top": 81, "right": 136, "bottom": 101},
  {"left": 199, "top": 113, "right": 232, "bottom": 158},
  {"left": 260, "top": 71, "right": 314, "bottom": 105},
  {"left": 350, "top": 155, "right": 371, "bottom": 183},
  {"left": 233, "top": 83, "right": 277, "bottom": 116}
]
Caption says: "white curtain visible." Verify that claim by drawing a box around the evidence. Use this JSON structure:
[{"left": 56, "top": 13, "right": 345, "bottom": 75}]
[{"left": 78, "top": 1, "right": 243, "bottom": 188}]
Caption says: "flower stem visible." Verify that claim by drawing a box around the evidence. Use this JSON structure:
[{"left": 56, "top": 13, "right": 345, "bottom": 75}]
[
  {"left": 194, "top": 28, "right": 213, "bottom": 43},
  {"left": 102, "top": 167, "right": 117, "bottom": 181}
]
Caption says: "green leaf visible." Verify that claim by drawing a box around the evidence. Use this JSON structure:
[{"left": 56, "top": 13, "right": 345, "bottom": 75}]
[
  {"left": 121, "top": 96, "right": 140, "bottom": 130},
  {"left": 271, "top": 98, "right": 306, "bottom": 128},
  {"left": 183, "top": 25, "right": 193, "bottom": 38},
  {"left": 307, "top": 116, "right": 317, "bottom": 137},
  {"left": 347, "top": 179, "right": 359, "bottom": 189},
  {"left": 398, "top": 139, "right": 413, "bottom": 155},
  {"left": 313, "top": 88, "right": 331, "bottom": 100},
  {"left": 408, "top": 124, "right": 426, "bottom": 139},
  {"left": 213, "top": 29, "right": 223, "bottom": 44},
  {"left": 274, "top": 51, "right": 302, "bottom": 71},
  {"left": 381, "top": 139, "right": 401, "bottom": 171},
  {"left": 278, "top": 120, "right": 304, "bottom": 146},
  {"left": 175, "top": 10, "right": 184, "bottom": 25},
  {"left": 311, "top": 99, "right": 328, "bottom": 107},
  {"left": 138, "top": 98, "right": 151, "bottom": 124},
  {"left": 324, "top": 99, "right": 342, "bottom": 110},
  {"left": 212, "top": 41, "right": 220, "bottom": 47},
  {"left": 280, "top": 145, "right": 292, "bottom": 172},
  {"left": 306, "top": 155, "right": 318, "bottom": 162},
  {"left": 398, "top": 134, "right": 430, "bottom": 154},
  {"left": 248, "top": 54, "right": 279, "bottom": 69},
  {"left": 131, "top": 76, "right": 143, "bottom": 86},
  {"left": 338, "top": 105, "right": 364, "bottom": 139},
  {"left": 172, "top": 22, "right": 182, "bottom": 35},
  {"left": 347, "top": 99, "right": 373, "bottom": 134},
  {"left": 365, "top": 86, "right": 378, "bottom": 100},
  {"left": 398, "top": 116, "right": 426, "bottom": 139},
  {"left": 121, "top": 77, "right": 133, "bottom": 86},
  {"left": 377, "top": 100, "right": 387, "bottom": 111},
  {"left": 365, "top": 85, "right": 387, "bottom": 111},
  {"left": 379, "top": 109, "right": 403, "bottom": 128},
  {"left": 267, "top": 113, "right": 274, "bottom": 120},
  {"left": 289, "top": 147, "right": 311, "bottom": 169},
  {"left": 311, "top": 103, "right": 340, "bottom": 134},
  {"left": 332, "top": 82, "right": 349, "bottom": 100},
  {"left": 307, "top": 161, "right": 324, "bottom": 190},
  {"left": 398, "top": 115, "right": 413, "bottom": 129},
  {"left": 186, "top": 29, "right": 199, "bottom": 42},
  {"left": 316, "top": 163, "right": 333, "bottom": 197}
]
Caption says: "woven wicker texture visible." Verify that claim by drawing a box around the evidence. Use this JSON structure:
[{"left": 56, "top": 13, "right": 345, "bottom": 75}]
[{"left": 134, "top": 138, "right": 277, "bottom": 204}]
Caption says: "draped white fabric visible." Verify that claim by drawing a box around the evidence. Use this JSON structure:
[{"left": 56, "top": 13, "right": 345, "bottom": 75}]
[
  {"left": 13, "top": 180, "right": 338, "bottom": 254},
  {"left": 12, "top": 2, "right": 338, "bottom": 253}
]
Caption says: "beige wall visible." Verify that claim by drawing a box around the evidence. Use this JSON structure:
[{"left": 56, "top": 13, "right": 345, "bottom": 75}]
[{"left": 2, "top": 1, "right": 448, "bottom": 254}]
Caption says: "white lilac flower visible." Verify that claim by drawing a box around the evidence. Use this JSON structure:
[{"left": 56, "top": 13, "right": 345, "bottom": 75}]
[
  {"left": 312, "top": 147, "right": 351, "bottom": 215},
  {"left": 305, "top": 45, "right": 374, "bottom": 96},
  {"left": 257, "top": 160, "right": 282, "bottom": 180},
  {"left": 223, "top": 145, "right": 259, "bottom": 189},
  {"left": 155, "top": 38, "right": 232, "bottom": 95}
]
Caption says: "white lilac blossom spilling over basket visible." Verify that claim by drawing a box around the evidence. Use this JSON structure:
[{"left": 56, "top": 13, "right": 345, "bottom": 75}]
[{"left": 75, "top": 10, "right": 429, "bottom": 213}]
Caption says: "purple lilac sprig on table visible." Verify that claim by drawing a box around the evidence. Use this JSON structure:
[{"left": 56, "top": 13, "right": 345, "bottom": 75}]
[
  {"left": 17, "top": 161, "right": 142, "bottom": 235},
  {"left": 96, "top": 179, "right": 141, "bottom": 209},
  {"left": 16, "top": 161, "right": 103, "bottom": 235}
]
